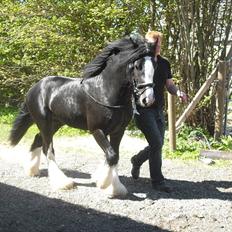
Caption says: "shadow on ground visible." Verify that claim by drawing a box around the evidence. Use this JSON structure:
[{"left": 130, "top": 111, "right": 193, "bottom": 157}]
[
  {"left": 125, "top": 176, "right": 232, "bottom": 201},
  {"left": 64, "top": 169, "right": 232, "bottom": 201},
  {"left": 0, "top": 183, "right": 169, "bottom": 232}
]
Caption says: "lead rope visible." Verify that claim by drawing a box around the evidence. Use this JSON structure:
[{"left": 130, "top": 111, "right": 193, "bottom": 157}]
[{"left": 132, "top": 96, "right": 140, "bottom": 117}]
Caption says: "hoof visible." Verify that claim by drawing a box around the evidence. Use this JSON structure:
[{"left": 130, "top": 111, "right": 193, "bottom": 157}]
[
  {"left": 92, "top": 164, "right": 113, "bottom": 189},
  {"left": 48, "top": 159, "right": 75, "bottom": 190},
  {"left": 50, "top": 177, "right": 75, "bottom": 191},
  {"left": 96, "top": 177, "right": 112, "bottom": 189},
  {"left": 104, "top": 183, "right": 128, "bottom": 198},
  {"left": 104, "top": 166, "right": 128, "bottom": 197},
  {"left": 24, "top": 167, "right": 40, "bottom": 177}
]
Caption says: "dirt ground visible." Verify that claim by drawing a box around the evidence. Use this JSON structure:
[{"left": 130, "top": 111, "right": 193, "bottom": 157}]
[{"left": 0, "top": 134, "right": 232, "bottom": 232}]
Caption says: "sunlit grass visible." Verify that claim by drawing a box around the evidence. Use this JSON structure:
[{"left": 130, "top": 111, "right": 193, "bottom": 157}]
[
  {"left": 0, "top": 105, "right": 88, "bottom": 144},
  {"left": 1, "top": 106, "right": 231, "bottom": 162}
]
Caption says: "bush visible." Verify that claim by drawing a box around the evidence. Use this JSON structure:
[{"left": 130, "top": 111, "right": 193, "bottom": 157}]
[{"left": 164, "top": 125, "right": 232, "bottom": 160}]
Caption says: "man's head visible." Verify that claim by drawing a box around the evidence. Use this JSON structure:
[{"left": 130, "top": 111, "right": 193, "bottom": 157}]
[{"left": 145, "top": 31, "right": 163, "bottom": 56}]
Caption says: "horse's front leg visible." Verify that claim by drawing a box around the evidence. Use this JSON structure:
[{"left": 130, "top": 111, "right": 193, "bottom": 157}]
[{"left": 92, "top": 129, "right": 127, "bottom": 197}]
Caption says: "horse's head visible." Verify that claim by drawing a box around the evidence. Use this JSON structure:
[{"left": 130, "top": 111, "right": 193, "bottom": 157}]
[
  {"left": 130, "top": 56, "right": 156, "bottom": 107},
  {"left": 82, "top": 34, "right": 157, "bottom": 108}
]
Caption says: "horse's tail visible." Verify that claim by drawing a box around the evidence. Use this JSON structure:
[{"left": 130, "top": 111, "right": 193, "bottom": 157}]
[{"left": 9, "top": 102, "right": 33, "bottom": 146}]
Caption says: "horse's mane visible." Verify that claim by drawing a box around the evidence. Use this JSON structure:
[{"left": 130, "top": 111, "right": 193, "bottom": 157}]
[{"left": 82, "top": 34, "right": 148, "bottom": 79}]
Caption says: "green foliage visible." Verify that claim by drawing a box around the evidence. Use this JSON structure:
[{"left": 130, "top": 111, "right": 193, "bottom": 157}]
[
  {"left": 164, "top": 126, "right": 202, "bottom": 160},
  {"left": 210, "top": 136, "right": 232, "bottom": 151},
  {"left": 0, "top": 0, "right": 151, "bottom": 105},
  {"left": 0, "top": 0, "right": 230, "bottom": 139},
  {"left": 0, "top": 105, "right": 18, "bottom": 124},
  {"left": 0, "top": 105, "right": 88, "bottom": 143},
  {"left": 0, "top": 106, "right": 231, "bottom": 161},
  {"left": 163, "top": 125, "right": 232, "bottom": 160}
]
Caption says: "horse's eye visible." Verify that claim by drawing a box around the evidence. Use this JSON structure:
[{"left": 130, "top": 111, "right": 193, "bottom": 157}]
[
  {"left": 135, "top": 63, "right": 142, "bottom": 70},
  {"left": 128, "top": 63, "right": 134, "bottom": 70},
  {"left": 137, "top": 86, "right": 144, "bottom": 89}
]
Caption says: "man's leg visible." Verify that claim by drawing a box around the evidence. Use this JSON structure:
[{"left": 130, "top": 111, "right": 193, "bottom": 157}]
[
  {"left": 131, "top": 146, "right": 150, "bottom": 179},
  {"left": 150, "top": 109, "right": 172, "bottom": 192},
  {"left": 132, "top": 108, "right": 172, "bottom": 192},
  {"left": 131, "top": 108, "right": 163, "bottom": 180}
]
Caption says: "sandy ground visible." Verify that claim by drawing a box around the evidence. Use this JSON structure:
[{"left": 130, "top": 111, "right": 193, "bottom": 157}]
[{"left": 0, "top": 134, "right": 232, "bottom": 232}]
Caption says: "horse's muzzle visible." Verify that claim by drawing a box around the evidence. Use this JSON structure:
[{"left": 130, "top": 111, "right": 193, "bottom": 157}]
[{"left": 137, "top": 86, "right": 155, "bottom": 107}]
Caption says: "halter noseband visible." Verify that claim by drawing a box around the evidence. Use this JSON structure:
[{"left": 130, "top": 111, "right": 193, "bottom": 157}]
[
  {"left": 136, "top": 82, "right": 155, "bottom": 89},
  {"left": 133, "top": 81, "right": 155, "bottom": 98}
]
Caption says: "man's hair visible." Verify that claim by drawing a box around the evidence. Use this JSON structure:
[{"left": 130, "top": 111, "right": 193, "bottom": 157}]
[{"left": 145, "top": 31, "right": 163, "bottom": 40}]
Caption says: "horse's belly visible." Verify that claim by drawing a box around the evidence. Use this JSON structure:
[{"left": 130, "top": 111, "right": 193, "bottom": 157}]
[
  {"left": 51, "top": 110, "right": 88, "bottom": 130},
  {"left": 66, "top": 121, "right": 88, "bottom": 130},
  {"left": 62, "top": 115, "right": 88, "bottom": 130},
  {"left": 87, "top": 107, "right": 132, "bottom": 134}
]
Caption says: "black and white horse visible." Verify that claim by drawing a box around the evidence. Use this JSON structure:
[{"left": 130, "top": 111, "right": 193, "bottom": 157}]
[{"left": 9, "top": 35, "right": 156, "bottom": 197}]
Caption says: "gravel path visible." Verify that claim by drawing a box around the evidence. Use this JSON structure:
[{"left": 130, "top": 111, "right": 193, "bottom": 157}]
[{"left": 0, "top": 134, "right": 232, "bottom": 232}]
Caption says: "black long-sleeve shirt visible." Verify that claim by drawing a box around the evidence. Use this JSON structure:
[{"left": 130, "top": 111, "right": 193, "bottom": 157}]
[{"left": 151, "top": 55, "right": 172, "bottom": 108}]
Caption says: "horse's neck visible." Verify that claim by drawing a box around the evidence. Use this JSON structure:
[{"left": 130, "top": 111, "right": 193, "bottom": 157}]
[{"left": 84, "top": 74, "right": 130, "bottom": 105}]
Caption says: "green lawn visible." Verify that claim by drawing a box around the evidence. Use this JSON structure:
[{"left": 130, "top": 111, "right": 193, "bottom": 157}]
[
  {"left": 0, "top": 106, "right": 87, "bottom": 144},
  {"left": 1, "top": 105, "right": 231, "bottom": 161}
]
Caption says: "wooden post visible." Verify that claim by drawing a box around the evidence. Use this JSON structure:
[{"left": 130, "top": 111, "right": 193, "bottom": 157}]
[
  {"left": 176, "top": 66, "right": 218, "bottom": 131},
  {"left": 214, "top": 61, "right": 227, "bottom": 140},
  {"left": 168, "top": 93, "right": 176, "bottom": 151},
  {"left": 223, "top": 59, "right": 232, "bottom": 134}
]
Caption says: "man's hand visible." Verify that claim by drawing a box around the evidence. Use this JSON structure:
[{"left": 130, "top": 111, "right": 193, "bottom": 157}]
[
  {"left": 177, "top": 90, "right": 188, "bottom": 103},
  {"left": 166, "top": 79, "right": 188, "bottom": 103}
]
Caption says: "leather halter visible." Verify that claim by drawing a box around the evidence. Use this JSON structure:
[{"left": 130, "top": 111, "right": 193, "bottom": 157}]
[
  {"left": 133, "top": 82, "right": 154, "bottom": 99},
  {"left": 132, "top": 58, "right": 157, "bottom": 105}
]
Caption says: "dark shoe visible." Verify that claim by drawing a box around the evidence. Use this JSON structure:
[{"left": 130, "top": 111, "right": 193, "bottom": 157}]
[
  {"left": 152, "top": 181, "right": 173, "bottom": 193},
  {"left": 131, "top": 156, "right": 140, "bottom": 179}
]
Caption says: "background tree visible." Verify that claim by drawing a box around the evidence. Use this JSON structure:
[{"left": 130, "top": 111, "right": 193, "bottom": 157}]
[
  {"left": 0, "top": 0, "right": 231, "bottom": 135},
  {"left": 149, "top": 0, "right": 231, "bottom": 134},
  {"left": 0, "top": 0, "right": 150, "bottom": 104}
]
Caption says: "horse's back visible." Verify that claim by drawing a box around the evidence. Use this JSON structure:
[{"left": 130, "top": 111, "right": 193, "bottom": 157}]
[
  {"left": 26, "top": 76, "right": 80, "bottom": 117},
  {"left": 27, "top": 75, "right": 75, "bottom": 96}
]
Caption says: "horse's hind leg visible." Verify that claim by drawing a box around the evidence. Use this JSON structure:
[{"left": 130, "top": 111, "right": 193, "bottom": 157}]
[
  {"left": 24, "top": 133, "right": 42, "bottom": 176},
  {"left": 40, "top": 121, "right": 75, "bottom": 190},
  {"left": 92, "top": 129, "right": 127, "bottom": 197}
]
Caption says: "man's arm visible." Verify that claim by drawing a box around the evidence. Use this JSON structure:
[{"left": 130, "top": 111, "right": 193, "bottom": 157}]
[
  {"left": 166, "top": 79, "right": 187, "bottom": 103},
  {"left": 166, "top": 79, "right": 178, "bottom": 95}
]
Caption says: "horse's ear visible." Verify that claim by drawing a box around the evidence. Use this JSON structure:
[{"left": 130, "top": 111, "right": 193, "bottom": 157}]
[{"left": 129, "top": 32, "right": 145, "bottom": 46}]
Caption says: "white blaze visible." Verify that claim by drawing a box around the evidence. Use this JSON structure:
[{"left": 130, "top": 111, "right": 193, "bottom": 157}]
[
  {"left": 144, "top": 56, "right": 154, "bottom": 83},
  {"left": 138, "top": 57, "right": 155, "bottom": 107}
]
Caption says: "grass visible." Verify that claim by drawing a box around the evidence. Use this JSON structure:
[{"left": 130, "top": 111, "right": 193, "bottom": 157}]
[
  {"left": 0, "top": 105, "right": 88, "bottom": 144},
  {"left": 162, "top": 126, "right": 232, "bottom": 167},
  {"left": 1, "top": 105, "right": 231, "bottom": 163}
]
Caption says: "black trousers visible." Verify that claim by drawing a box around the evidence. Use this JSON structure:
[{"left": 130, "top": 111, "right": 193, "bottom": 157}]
[{"left": 134, "top": 106, "right": 165, "bottom": 183}]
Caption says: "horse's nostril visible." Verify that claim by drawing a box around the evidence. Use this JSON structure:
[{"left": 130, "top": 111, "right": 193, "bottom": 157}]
[{"left": 142, "top": 98, "right": 147, "bottom": 105}]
